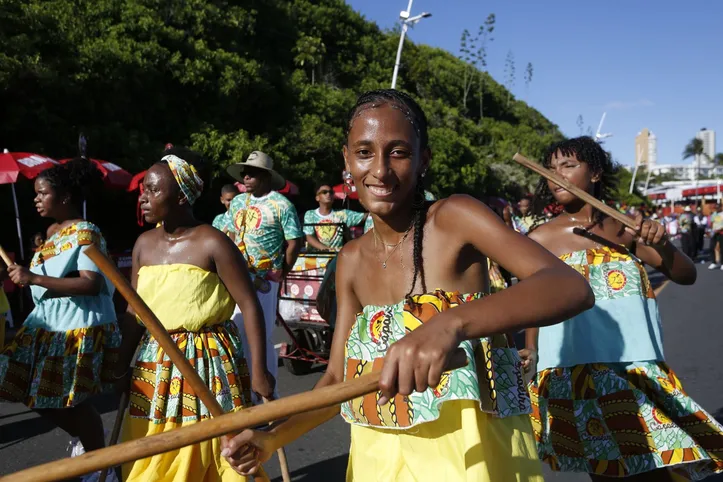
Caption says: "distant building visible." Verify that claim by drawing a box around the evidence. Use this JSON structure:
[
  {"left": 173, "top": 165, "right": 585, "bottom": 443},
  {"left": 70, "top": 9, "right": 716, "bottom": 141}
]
[
  {"left": 635, "top": 128, "right": 656, "bottom": 167},
  {"left": 696, "top": 128, "right": 716, "bottom": 167}
]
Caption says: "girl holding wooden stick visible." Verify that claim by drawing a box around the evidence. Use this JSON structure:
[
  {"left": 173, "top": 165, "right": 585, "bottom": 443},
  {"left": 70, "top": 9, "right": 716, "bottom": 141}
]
[
  {"left": 522, "top": 136, "right": 723, "bottom": 481},
  {"left": 0, "top": 159, "right": 120, "bottom": 481},
  {"left": 114, "top": 147, "right": 274, "bottom": 481},
  {"left": 221, "top": 90, "right": 595, "bottom": 481}
]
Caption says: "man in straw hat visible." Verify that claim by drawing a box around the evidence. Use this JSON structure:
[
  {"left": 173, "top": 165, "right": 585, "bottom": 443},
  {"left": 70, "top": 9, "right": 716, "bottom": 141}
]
[{"left": 227, "top": 151, "right": 303, "bottom": 400}]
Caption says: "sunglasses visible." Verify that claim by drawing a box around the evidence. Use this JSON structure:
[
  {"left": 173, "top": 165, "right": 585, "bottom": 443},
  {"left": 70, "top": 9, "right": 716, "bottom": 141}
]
[
  {"left": 243, "top": 167, "right": 266, "bottom": 178},
  {"left": 317, "top": 189, "right": 332, "bottom": 195}
]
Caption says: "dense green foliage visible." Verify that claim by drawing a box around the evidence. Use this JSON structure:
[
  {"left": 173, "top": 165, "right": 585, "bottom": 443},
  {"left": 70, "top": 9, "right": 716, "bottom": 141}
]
[{"left": 1, "top": 0, "right": 568, "bottom": 251}]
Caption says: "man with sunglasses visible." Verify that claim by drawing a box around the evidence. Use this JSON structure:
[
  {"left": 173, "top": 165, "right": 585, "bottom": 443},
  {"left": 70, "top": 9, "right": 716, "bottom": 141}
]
[
  {"left": 303, "top": 182, "right": 368, "bottom": 251},
  {"left": 227, "top": 151, "right": 303, "bottom": 400}
]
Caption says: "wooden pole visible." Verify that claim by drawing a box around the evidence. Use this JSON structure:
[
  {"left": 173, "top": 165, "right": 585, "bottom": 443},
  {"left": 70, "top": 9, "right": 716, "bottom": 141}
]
[
  {"left": 263, "top": 397, "right": 292, "bottom": 482},
  {"left": 0, "top": 244, "right": 14, "bottom": 268},
  {"left": 0, "top": 351, "right": 468, "bottom": 482},
  {"left": 98, "top": 390, "right": 129, "bottom": 482},
  {"left": 512, "top": 153, "right": 638, "bottom": 229},
  {"left": 82, "top": 245, "right": 269, "bottom": 480}
]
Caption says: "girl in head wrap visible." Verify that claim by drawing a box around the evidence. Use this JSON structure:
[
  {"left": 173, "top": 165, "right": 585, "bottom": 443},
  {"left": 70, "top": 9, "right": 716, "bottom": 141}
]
[{"left": 115, "top": 148, "right": 274, "bottom": 481}]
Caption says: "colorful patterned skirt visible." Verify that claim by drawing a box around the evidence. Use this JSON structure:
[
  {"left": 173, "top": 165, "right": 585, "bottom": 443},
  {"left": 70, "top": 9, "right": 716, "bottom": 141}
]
[
  {"left": 0, "top": 322, "right": 121, "bottom": 408},
  {"left": 122, "top": 320, "right": 256, "bottom": 482},
  {"left": 529, "top": 361, "right": 723, "bottom": 480}
]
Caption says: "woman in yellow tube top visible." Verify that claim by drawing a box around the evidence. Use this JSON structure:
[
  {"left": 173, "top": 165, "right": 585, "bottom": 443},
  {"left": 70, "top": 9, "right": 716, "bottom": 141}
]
[
  {"left": 113, "top": 146, "right": 274, "bottom": 482},
  {"left": 221, "top": 90, "right": 595, "bottom": 481}
]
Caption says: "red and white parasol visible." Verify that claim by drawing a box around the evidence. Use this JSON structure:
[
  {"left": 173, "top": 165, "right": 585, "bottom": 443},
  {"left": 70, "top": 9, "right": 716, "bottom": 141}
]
[
  {"left": 0, "top": 150, "right": 59, "bottom": 260},
  {"left": 333, "top": 182, "right": 358, "bottom": 200},
  {"left": 60, "top": 158, "right": 133, "bottom": 190}
]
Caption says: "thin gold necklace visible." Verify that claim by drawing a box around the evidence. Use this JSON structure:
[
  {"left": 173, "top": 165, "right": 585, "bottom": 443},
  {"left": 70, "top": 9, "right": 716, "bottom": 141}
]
[{"left": 373, "top": 226, "right": 412, "bottom": 269}]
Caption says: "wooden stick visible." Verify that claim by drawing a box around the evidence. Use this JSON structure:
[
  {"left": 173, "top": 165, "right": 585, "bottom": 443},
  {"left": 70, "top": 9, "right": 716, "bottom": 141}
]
[
  {"left": 263, "top": 397, "right": 292, "bottom": 482},
  {"left": 98, "top": 390, "right": 130, "bottom": 482},
  {"left": 82, "top": 245, "right": 269, "bottom": 480},
  {"left": 0, "top": 351, "right": 468, "bottom": 482},
  {"left": 0, "top": 244, "right": 14, "bottom": 268},
  {"left": 512, "top": 152, "right": 638, "bottom": 229}
]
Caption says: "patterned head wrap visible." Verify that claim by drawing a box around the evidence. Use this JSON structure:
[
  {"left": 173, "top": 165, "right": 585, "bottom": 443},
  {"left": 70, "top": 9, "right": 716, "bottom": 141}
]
[{"left": 162, "top": 154, "right": 204, "bottom": 205}]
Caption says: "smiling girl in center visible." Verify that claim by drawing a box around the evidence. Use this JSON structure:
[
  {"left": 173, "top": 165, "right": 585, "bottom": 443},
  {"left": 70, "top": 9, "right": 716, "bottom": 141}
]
[{"left": 221, "top": 89, "right": 595, "bottom": 481}]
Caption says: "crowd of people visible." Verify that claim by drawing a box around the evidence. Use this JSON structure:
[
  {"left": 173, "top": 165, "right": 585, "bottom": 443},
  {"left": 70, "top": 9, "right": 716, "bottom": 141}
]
[{"left": 1, "top": 89, "right": 722, "bottom": 482}]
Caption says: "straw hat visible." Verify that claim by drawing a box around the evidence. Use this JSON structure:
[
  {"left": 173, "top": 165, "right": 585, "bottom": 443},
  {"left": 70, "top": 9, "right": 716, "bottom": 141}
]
[{"left": 227, "top": 151, "right": 285, "bottom": 190}]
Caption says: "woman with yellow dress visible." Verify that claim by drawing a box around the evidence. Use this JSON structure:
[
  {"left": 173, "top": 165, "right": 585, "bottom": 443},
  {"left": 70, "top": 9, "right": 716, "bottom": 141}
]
[
  {"left": 114, "top": 147, "right": 274, "bottom": 481},
  {"left": 221, "top": 90, "right": 595, "bottom": 481}
]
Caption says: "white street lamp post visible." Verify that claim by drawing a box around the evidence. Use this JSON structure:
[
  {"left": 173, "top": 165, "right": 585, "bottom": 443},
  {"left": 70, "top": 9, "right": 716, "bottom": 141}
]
[{"left": 391, "top": 0, "right": 431, "bottom": 89}]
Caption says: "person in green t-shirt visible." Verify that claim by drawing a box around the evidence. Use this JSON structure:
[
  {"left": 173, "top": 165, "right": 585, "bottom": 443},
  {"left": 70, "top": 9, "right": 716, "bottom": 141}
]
[
  {"left": 211, "top": 184, "right": 239, "bottom": 239},
  {"left": 303, "top": 182, "right": 367, "bottom": 251},
  {"left": 227, "top": 151, "right": 304, "bottom": 399}
]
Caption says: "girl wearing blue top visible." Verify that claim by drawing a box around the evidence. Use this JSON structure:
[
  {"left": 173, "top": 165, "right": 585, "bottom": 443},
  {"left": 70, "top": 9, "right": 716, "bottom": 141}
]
[
  {"left": 523, "top": 137, "right": 723, "bottom": 481},
  {"left": 1, "top": 159, "right": 120, "bottom": 478}
]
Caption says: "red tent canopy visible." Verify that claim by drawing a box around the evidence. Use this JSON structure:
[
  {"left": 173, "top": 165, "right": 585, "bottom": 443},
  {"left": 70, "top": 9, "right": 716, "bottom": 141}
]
[
  {"left": 682, "top": 185, "right": 721, "bottom": 197},
  {"left": 0, "top": 152, "right": 58, "bottom": 184},
  {"left": 60, "top": 158, "right": 133, "bottom": 190}
]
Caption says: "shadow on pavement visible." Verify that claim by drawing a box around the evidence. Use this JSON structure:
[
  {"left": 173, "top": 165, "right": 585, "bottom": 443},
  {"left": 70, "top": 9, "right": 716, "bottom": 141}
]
[
  {"left": 271, "top": 454, "right": 348, "bottom": 481},
  {"left": 0, "top": 393, "right": 120, "bottom": 445}
]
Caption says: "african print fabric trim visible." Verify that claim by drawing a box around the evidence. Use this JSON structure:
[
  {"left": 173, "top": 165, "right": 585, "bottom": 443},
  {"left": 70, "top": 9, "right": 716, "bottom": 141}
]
[
  {"left": 31, "top": 222, "right": 103, "bottom": 268},
  {"left": 128, "top": 320, "right": 251, "bottom": 424},
  {"left": 0, "top": 323, "right": 121, "bottom": 408},
  {"left": 529, "top": 361, "right": 723, "bottom": 479},
  {"left": 342, "top": 290, "right": 530, "bottom": 429}
]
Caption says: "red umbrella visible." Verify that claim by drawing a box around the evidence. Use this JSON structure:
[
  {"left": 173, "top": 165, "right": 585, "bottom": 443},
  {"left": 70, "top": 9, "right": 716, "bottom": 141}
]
[
  {"left": 279, "top": 180, "right": 299, "bottom": 196},
  {"left": 333, "top": 182, "right": 358, "bottom": 200},
  {"left": 128, "top": 170, "right": 146, "bottom": 192},
  {"left": 0, "top": 151, "right": 58, "bottom": 183},
  {"left": 60, "top": 158, "right": 133, "bottom": 190},
  {"left": 0, "top": 151, "right": 59, "bottom": 260}
]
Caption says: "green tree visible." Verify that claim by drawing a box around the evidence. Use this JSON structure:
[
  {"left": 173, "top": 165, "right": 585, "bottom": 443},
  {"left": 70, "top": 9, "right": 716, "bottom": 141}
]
[
  {"left": 293, "top": 35, "right": 326, "bottom": 85},
  {"left": 503, "top": 50, "right": 515, "bottom": 107},
  {"left": 524, "top": 62, "right": 533, "bottom": 99},
  {"left": 476, "top": 14, "right": 495, "bottom": 121},
  {"left": 0, "top": 0, "right": 568, "bottom": 254}
]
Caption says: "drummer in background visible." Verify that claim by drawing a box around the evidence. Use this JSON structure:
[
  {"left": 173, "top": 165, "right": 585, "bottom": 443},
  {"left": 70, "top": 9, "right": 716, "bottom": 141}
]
[
  {"left": 212, "top": 184, "right": 240, "bottom": 240},
  {"left": 303, "top": 181, "right": 368, "bottom": 251},
  {"left": 227, "top": 151, "right": 304, "bottom": 401}
]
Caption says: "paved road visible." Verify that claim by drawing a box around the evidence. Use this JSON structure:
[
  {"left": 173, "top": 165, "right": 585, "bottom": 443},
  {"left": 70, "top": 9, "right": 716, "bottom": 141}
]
[{"left": 2, "top": 263, "right": 723, "bottom": 481}]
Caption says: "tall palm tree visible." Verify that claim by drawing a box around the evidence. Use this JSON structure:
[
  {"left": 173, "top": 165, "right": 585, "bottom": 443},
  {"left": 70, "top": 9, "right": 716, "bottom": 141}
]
[
  {"left": 682, "top": 137, "right": 707, "bottom": 164},
  {"left": 683, "top": 138, "right": 710, "bottom": 185}
]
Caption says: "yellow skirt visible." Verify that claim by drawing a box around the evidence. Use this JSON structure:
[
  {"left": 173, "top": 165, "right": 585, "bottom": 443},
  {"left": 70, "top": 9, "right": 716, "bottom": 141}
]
[
  {"left": 347, "top": 400, "right": 544, "bottom": 482},
  {"left": 122, "top": 418, "right": 257, "bottom": 482}
]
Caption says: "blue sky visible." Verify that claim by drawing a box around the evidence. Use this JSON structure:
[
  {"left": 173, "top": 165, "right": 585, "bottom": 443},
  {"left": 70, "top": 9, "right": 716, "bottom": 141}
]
[{"left": 346, "top": 0, "right": 723, "bottom": 166}]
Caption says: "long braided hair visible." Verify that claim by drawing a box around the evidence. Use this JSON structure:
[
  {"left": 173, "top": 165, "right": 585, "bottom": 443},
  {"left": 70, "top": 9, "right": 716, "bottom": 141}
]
[
  {"left": 533, "top": 136, "right": 618, "bottom": 224},
  {"left": 345, "top": 89, "right": 431, "bottom": 299}
]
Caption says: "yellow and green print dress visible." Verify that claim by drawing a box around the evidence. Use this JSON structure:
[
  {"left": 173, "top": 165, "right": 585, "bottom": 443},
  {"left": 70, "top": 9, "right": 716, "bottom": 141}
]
[
  {"left": 343, "top": 290, "right": 543, "bottom": 481},
  {"left": 530, "top": 246, "right": 723, "bottom": 479},
  {"left": 122, "top": 264, "right": 255, "bottom": 482}
]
